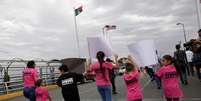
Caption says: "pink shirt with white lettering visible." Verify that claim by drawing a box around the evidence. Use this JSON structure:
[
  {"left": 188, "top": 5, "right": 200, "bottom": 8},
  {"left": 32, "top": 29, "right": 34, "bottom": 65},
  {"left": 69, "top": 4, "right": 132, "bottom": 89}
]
[
  {"left": 35, "top": 87, "right": 50, "bottom": 101},
  {"left": 124, "top": 70, "right": 143, "bottom": 101},
  {"left": 23, "top": 68, "right": 38, "bottom": 87},
  {"left": 155, "top": 65, "right": 184, "bottom": 98},
  {"left": 90, "top": 61, "right": 113, "bottom": 86}
]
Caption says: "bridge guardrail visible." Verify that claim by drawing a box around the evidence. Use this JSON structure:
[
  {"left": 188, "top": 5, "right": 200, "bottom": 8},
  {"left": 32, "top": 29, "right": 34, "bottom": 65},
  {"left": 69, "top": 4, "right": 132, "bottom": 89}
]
[{"left": 0, "top": 59, "right": 62, "bottom": 95}]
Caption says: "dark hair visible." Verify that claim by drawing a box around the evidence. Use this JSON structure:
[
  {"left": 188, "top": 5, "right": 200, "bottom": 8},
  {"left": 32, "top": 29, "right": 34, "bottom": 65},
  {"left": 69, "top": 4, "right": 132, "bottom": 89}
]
[
  {"left": 163, "top": 55, "right": 173, "bottom": 64},
  {"left": 144, "top": 66, "right": 149, "bottom": 70},
  {"left": 175, "top": 44, "right": 180, "bottom": 50},
  {"left": 198, "top": 29, "right": 201, "bottom": 33},
  {"left": 163, "top": 55, "right": 181, "bottom": 74},
  {"left": 35, "top": 79, "right": 43, "bottom": 87},
  {"left": 27, "top": 61, "right": 35, "bottom": 68},
  {"left": 125, "top": 63, "right": 134, "bottom": 72},
  {"left": 96, "top": 51, "right": 107, "bottom": 81},
  {"left": 59, "top": 64, "right": 69, "bottom": 72},
  {"left": 106, "top": 58, "right": 113, "bottom": 62}
]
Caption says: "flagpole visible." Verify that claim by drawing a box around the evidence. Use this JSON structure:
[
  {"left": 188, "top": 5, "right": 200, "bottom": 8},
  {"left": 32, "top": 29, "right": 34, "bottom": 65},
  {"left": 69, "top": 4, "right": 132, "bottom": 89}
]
[
  {"left": 195, "top": 0, "right": 201, "bottom": 29},
  {"left": 74, "top": 12, "right": 81, "bottom": 58}
]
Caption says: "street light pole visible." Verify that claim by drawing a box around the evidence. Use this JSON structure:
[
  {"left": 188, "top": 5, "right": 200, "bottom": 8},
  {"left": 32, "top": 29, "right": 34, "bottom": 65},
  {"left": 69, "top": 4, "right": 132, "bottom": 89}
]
[
  {"left": 102, "top": 27, "right": 106, "bottom": 39},
  {"left": 102, "top": 25, "right": 116, "bottom": 40},
  {"left": 177, "top": 23, "right": 187, "bottom": 42}
]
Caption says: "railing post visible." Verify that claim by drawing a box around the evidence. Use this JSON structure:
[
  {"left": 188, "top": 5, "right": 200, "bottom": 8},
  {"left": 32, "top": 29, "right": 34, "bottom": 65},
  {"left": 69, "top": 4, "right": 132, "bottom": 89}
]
[
  {"left": 4, "top": 82, "right": 8, "bottom": 94},
  {"left": 45, "top": 64, "right": 48, "bottom": 86}
]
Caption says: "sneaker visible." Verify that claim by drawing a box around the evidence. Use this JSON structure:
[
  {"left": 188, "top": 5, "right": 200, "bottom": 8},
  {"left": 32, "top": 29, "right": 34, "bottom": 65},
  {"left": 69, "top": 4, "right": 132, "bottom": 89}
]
[
  {"left": 184, "top": 80, "right": 188, "bottom": 85},
  {"left": 113, "top": 92, "right": 118, "bottom": 94}
]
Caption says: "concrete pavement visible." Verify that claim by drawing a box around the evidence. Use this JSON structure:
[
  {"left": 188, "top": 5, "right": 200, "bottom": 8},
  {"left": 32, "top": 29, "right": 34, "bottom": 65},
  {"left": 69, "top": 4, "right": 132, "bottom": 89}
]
[{"left": 4, "top": 74, "right": 201, "bottom": 101}]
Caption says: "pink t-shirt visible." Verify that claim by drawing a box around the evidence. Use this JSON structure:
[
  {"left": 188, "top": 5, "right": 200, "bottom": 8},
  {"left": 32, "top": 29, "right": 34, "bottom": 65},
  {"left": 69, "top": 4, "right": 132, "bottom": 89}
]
[
  {"left": 90, "top": 61, "right": 113, "bottom": 86},
  {"left": 35, "top": 87, "right": 50, "bottom": 101},
  {"left": 124, "top": 70, "right": 143, "bottom": 101},
  {"left": 155, "top": 65, "right": 184, "bottom": 98},
  {"left": 23, "top": 68, "right": 38, "bottom": 87}
]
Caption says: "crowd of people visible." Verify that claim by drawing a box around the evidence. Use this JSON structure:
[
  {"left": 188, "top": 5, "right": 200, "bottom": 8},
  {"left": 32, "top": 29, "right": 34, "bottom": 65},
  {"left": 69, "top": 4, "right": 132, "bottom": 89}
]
[{"left": 22, "top": 29, "right": 201, "bottom": 101}]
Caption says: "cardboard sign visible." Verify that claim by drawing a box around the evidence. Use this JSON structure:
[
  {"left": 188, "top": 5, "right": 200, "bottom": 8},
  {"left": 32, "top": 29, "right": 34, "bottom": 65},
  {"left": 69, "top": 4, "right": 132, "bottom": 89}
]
[
  {"left": 87, "top": 37, "right": 113, "bottom": 58},
  {"left": 128, "top": 40, "right": 158, "bottom": 67}
]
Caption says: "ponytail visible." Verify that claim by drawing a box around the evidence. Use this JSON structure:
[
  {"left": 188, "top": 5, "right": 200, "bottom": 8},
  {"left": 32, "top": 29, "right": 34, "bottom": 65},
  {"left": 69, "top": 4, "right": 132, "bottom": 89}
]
[{"left": 96, "top": 51, "right": 107, "bottom": 81}]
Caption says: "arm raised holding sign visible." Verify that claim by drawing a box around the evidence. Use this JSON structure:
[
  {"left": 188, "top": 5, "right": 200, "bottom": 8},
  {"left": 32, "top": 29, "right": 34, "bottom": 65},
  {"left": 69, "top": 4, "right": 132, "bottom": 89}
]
[
  {"left": 123, "top": 55, "right": 143, "bottom": 101},
  {"left": 127, "top": 55, "right": 140, "bottom": 71}
]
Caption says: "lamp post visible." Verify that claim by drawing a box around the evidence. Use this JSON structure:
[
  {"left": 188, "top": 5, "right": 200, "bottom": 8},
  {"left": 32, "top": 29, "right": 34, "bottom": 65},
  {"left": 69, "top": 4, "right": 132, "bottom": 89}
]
[
  {"left": 176, "top": 23, "right": 187, "bottom": 42},
  {"left": 102, "top": 25, "right": 117, "bottom": 39}
]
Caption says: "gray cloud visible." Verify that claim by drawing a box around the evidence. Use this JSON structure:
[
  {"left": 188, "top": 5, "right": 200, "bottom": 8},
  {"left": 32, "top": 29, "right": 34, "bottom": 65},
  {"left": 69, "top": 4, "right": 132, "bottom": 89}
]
[{"left": 0, "top": 0, "right": 199, "bottom": 59}]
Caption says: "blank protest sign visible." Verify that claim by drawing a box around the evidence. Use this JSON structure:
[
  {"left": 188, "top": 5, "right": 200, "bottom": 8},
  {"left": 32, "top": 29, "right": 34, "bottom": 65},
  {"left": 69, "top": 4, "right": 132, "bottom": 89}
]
[
  {"left": 128, "top": 40, "right": 158, "bottom": 67},
  {"left": 87, "top": 37, "right": 113, "bottom": 59}
]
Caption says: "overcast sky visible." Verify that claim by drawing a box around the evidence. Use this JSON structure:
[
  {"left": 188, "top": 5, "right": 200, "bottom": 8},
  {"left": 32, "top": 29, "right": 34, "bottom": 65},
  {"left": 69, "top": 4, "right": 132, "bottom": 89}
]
[{"left": 0, "top": 0, "right": 200, "bottom": 60}]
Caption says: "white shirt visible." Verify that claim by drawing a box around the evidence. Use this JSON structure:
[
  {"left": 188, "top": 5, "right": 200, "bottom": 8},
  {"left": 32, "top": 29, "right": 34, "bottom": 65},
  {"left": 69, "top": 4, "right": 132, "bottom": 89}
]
[{"left": 186, "top": 50, "right": 193, "bottom": 62}]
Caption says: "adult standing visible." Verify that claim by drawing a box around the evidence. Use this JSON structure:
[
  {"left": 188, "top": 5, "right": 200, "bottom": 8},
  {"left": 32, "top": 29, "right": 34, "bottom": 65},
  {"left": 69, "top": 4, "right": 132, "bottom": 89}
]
[
  {"left": 192, "top": 29, "right": 201, "bottom": 82},
  {"left": 23, "top": 61, "right": 38, "bottom": 101},
  {"left": 174, "top": 44, "right": 188, "bottom": 85},
  {"left": 88, "top": 51, "right": 113, "bottom": 101},
  {"left": 106, "top": 55, "right": 119, "bottom": 94},
  {"left": 185, "top": 48, "right": 194, "bottom": 76}
]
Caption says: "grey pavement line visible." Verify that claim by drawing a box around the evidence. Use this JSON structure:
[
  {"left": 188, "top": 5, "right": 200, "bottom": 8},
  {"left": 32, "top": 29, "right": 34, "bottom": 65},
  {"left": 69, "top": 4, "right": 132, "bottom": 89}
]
[
  {"left": 141, "top": 79, "right": 151, "bottom": 91},
  {"left": 79, "top": 85, "right": 96, "bottom": 94}
]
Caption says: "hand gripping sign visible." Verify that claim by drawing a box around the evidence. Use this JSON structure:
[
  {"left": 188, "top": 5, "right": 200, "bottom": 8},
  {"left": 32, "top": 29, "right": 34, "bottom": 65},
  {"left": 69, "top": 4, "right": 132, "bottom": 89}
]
[
  {"left": 87, "top": 37, "right": 114, "bottom": 59},
  {"left": 128, "top": 40, "right": 158, "bottom": 67}
]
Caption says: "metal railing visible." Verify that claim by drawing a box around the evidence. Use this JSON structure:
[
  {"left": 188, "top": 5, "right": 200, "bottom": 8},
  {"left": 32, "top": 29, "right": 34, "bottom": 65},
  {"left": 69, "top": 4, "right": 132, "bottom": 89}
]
[{"left": 0, "top": 59, "right": 62, "bottom": 94}]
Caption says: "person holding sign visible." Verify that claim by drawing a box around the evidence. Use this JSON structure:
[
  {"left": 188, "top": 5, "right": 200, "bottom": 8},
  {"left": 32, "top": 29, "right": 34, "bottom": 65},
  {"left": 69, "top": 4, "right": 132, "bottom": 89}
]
[
  {"left": 123, "top": 56, "right": 143, "bottom": 101},
  {"left": 88, "top": 51, "right": 113, "bottom": 101},
  {"left": 155, "top": 55, "right": 183, "bottom": 101}
]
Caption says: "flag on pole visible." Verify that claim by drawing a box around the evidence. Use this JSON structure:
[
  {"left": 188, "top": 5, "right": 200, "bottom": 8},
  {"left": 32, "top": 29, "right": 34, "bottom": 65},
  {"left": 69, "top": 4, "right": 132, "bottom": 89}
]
[
  {"left": 104, "top": 25, "right": 116, "bottom": 31},
  {"left": 75, "top": 6, "right": 83, "bottom": 16}
]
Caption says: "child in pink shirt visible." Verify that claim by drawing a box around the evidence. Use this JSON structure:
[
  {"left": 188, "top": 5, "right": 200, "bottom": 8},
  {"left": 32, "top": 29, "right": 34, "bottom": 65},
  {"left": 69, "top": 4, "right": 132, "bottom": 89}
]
[
  {"left": 123, "top": 56, "right": 143, "bottom": 101},
  {"left": 35, "top": 79, "right": 52, "bottom": 101},
  {"left": 155, "top": 55, "right": 184, "bottom": 101}
]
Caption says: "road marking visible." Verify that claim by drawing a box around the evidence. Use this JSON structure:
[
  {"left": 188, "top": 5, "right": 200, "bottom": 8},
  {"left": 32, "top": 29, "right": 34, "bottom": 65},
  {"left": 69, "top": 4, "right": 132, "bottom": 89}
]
[
  {"left": 141, "top": 79, "right": 151, "bottom": 91},
  {"left": 79, "top": 84, "right": 96, "bottom": 94}
]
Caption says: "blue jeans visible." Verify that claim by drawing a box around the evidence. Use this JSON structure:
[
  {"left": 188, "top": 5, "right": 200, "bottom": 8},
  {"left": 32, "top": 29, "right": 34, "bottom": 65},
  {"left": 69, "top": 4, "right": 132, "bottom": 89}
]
[
  {"left": 154, "top": 76, "right": 161, "bottom": 89},
  {"left": 97, "top": 85, "right": 112, "bottom": 101},
  {"left": 23, "top": 87, "right": 36, "bottom": 101}
]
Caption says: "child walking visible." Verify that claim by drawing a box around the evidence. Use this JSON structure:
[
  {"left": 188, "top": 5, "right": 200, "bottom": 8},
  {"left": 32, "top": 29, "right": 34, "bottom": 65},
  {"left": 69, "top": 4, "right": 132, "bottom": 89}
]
[
  {"left": 35, "top": 79, "right": 52, "bottom": 101},
  {"left": 57, "top": 64, "right": 80, "bottom": 101},
  {"left": 155, "top": 55, "right": 184, "bottom": 101},
  {"left": 124, "top": 56, "right": 143, "bottom": 101}
]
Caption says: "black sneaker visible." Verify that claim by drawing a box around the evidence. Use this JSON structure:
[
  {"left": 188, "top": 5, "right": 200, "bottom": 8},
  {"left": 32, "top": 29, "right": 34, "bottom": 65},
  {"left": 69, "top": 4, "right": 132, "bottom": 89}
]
[
  {"left": 113, "top": 92, "right": 118, "bottom": 94},
  {"left": 184, "top": 80, "right": 189, "bottom": 85}
]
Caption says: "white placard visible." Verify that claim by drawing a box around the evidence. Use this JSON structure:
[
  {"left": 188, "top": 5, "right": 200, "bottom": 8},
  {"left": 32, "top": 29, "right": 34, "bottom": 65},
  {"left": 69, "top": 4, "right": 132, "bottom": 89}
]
[
  {"left": 128, "top": 40, "right": 158, "bottom": 67},
  {"left": 87, "top": 37, "right": 113, "bottom": 58},
  {"left": 128, "top": 44, "right": 143, "bottom": 67}
]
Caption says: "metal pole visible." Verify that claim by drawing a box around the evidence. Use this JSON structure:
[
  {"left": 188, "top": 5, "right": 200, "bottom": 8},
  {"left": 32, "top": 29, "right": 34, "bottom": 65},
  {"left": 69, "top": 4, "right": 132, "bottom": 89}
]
[
  {"left": 4, "top": 82, "right": 8, "bottom": 94},
  {"left": 74, "top": 14, "right": 81, "bottom": 58},
  {"left": 195, "top": 0, "right": 201, "bottom": 29},
  {"left": 102, "top": 27, "right": 106, "bottom": 39},
  {"left": 182, "top": 24, "right": 187, "bottom": 42}
]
